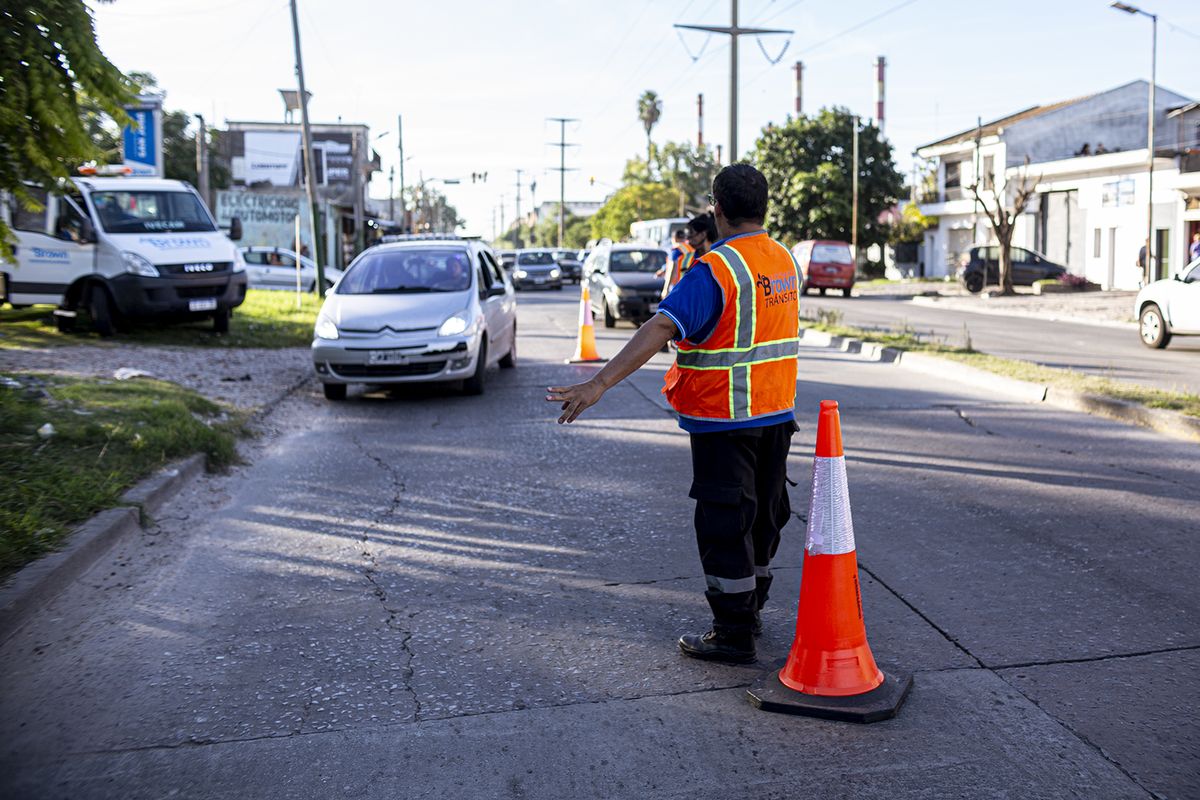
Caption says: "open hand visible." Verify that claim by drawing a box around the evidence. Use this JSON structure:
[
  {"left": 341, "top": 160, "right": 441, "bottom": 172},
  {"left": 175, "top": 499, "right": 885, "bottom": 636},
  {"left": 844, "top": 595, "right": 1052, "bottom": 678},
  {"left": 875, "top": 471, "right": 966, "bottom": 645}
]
[{"left": 546, "top": 380, "right": 604, "bottom": 424}]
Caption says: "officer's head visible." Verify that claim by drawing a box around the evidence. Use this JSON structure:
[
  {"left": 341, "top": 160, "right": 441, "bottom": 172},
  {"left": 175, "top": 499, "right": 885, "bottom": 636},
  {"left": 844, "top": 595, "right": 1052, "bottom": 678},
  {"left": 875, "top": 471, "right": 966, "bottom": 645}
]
[
  {"left": 687, "top": 212, "right": 718, "bottom": 249},
  {"left": 711, "top": 164, "right": 768, "bottom": 239},
  {"left": 673, "top": 228, "right": 688, "bottom": 243}
]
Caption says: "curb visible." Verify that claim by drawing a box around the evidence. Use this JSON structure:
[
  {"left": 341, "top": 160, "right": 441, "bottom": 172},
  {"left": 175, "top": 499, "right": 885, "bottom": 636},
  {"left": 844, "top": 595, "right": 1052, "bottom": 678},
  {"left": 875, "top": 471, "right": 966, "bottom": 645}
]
[
  {"left": 0, "top": 370, "right": 313, "bottom": 646},
  {"left": 798, "top": 328, "right": 1200, "bottom": 444},
  {"left": 909, "top": 295, "right": 1138, "bottom": 331}
]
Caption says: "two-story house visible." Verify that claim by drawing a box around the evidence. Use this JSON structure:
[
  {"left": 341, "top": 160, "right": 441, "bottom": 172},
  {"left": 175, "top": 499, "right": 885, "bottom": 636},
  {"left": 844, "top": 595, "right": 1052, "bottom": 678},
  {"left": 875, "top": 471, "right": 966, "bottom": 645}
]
[{"left": 914, "top": 81, "right": 1200, "bottom": 289}]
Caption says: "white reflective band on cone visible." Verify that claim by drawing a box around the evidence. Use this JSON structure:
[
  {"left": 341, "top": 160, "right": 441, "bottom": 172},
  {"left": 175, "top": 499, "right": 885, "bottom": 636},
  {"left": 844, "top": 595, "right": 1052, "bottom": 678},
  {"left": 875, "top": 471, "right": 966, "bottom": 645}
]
[{"left": 806, "top": 455, "right": 856, "bottom": 555}]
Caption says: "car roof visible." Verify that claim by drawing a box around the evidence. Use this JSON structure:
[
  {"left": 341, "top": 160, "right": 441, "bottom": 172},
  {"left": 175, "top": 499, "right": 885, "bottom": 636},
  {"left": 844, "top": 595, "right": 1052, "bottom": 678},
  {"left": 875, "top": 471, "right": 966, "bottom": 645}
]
[
  {"left": 611, "top": 243, "right": 667, "bottom": 251},
  {"left": 371, "top": 239, "right": 474, "bottom": 253}
]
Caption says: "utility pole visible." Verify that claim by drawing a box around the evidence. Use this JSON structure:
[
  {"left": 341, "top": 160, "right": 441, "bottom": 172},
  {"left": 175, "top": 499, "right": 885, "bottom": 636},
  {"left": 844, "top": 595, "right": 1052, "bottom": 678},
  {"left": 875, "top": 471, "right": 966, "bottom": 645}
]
[
  {"left": 547, "top": 117, "right": 579, "bottom": 247},
  {"left": 288, "top": 0, "right": 324, "bottom": 295},
  {"left": 388, "top": 166, "right": 395, "bottom": 223},
  {"left": 697, "top": 93, "right": 704, "bottom": 149},
  {"left": 398, "top": 115, "right": 407, "bottom": 232},
  {"left": 513, "top": 169, "right": 523, "bottom": 247},
  {"left": 351, "top": 132, "right": 364, "bottom": 254},
  {"left": 794, "top": 61, "right": 803, "bottom": 116},
  {"left": 194, "top": 114, "right": 211, "bottom": 209},
  {"left": 851, "top": 115, "right": 859, "bottom": 270},
  {"left": 716, "top": 144, "right": 723, "bottom": 166},
  {"left": 676, "top": 0, "right": 790, "bottom": 161}
]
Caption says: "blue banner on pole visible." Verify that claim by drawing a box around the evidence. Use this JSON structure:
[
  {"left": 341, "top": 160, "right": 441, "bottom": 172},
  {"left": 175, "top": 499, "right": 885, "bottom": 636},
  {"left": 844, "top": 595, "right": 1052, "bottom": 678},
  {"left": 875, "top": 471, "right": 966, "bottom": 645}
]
[{"left": 122, "top": 105, "right": 160, "bottom": 176}]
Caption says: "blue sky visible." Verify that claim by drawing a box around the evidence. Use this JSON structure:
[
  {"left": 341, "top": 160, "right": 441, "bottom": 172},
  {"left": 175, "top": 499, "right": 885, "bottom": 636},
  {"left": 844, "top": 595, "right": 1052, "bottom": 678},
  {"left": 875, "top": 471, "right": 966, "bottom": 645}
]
[{"left": 91, "top": 0, "right": 1200, "bottom": 236}]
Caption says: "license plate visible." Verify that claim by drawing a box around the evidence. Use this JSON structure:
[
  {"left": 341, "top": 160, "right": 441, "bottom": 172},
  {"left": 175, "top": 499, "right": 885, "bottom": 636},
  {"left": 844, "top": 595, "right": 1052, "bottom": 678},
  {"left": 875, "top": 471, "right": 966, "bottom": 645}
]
[
  {"left": 368, "top": 350, "right": 409, "bottom": 365},
  {"left": 188, "top": 298, "right": 218, "bottom": 312},
  {"left": 649, "top": 303, "right": 659, "bottom": 313},
  {"left": 534, "top": 277, "right": 545, "bottom": 284},
  {"left": 825, "top": 266, "right": 840, "bottom": 274}
]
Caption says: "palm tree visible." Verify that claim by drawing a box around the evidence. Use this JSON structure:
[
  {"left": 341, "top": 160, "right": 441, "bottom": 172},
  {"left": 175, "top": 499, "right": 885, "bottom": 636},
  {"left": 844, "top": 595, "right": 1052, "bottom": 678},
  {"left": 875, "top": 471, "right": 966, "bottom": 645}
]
[{"left": 637, "top": 90, "right": 662, "bottom": 176}]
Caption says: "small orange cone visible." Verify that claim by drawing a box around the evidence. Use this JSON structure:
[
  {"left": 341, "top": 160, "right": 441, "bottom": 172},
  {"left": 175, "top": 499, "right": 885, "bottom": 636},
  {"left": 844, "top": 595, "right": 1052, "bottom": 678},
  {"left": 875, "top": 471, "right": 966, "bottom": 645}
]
[
  {"left": 747, "top": 400, "right": 911, "bottom": 723},
  {"left": 567, "top": 285, "right": 607, "bottom": 364}
]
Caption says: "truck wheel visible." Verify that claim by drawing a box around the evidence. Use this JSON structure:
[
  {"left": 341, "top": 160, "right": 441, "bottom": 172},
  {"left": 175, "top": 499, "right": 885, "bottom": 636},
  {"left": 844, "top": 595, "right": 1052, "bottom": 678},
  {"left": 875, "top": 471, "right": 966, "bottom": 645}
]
[
  {"left": 88, "top": 286, "right": 115, "bottom": 337},
  {"left": 54, "top": 311, "right": 76, "bottom": 333},
  {"left": 213, "top": 308, "right": 230, "bottom": 334},
  {"left": 323, "top": 383, "right": 347, "bottom": 401}
]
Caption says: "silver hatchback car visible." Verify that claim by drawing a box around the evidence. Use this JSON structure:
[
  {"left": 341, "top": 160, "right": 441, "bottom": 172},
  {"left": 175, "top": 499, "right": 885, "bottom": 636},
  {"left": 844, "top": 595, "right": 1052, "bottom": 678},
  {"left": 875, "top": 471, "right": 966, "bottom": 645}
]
[{"left": 312, "top": 238, "right": 517, "bottom": 400}]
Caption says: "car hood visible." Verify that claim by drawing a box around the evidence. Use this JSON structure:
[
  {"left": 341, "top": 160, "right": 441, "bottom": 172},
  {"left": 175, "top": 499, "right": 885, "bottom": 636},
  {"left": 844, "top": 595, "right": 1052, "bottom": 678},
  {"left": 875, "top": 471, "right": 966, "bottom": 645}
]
[
  {"left": 111, "top": 231, "right": 238, "bottom": 264},
  {"left": 320, "top": 290, "right": 470, "bottom": 332},
  {"left": 610, "top": 272, "right": 661, "bottom": 291}
]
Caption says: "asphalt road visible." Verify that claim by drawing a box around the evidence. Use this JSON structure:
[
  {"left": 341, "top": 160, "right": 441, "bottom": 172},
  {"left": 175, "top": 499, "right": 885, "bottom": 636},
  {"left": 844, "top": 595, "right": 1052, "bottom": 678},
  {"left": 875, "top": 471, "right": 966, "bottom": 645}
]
[
  {"left": 2, "top": 288, "right": 1197, "bottom": 799},
  {"left": 803, "top": 294, "right": 1200, "bottom": 396}
]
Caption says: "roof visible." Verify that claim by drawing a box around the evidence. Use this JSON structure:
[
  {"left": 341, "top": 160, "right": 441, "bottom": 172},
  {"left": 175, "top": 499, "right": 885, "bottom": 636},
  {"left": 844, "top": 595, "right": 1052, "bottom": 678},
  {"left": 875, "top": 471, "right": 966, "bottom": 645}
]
[{"left": 917, "top": 94, "right": 1093, "bottom": 151}]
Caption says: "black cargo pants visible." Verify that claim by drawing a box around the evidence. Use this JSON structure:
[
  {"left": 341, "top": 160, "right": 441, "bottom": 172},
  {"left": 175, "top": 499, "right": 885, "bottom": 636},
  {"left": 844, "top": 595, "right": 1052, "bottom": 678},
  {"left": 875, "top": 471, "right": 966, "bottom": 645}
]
[{"left": 688, "top": 419, "right": 796, "bottom": 636}]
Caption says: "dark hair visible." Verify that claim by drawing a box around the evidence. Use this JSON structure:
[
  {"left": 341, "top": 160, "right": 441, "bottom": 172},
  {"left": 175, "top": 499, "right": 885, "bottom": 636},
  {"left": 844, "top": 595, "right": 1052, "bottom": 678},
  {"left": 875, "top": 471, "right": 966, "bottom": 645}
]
[
  {"left": 688, "top": 212, "right": 718, "bottom": 242},
  {"left": 673, "top": 228, "right": 688, "bottom": 241},
  {"left": 712, "top": 163, "right": 767, "bottom": 225}
]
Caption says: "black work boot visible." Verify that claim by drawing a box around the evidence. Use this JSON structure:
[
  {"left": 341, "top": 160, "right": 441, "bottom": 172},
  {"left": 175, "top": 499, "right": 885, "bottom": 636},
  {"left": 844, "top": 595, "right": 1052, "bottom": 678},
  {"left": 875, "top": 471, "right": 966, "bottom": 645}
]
[{"left": 678, "top": 630, "right": 756, "bottom": 664}]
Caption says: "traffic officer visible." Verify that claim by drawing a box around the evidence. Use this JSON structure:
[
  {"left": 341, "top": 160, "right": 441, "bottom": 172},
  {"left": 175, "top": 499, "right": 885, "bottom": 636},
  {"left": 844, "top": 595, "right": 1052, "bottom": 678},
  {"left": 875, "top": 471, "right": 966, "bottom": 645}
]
[
  {"left": 547, "top": 164, "right": 801, "bottom": 664},
  {"left": 660, "top": 212, "right": 718, "bottom": 300}
]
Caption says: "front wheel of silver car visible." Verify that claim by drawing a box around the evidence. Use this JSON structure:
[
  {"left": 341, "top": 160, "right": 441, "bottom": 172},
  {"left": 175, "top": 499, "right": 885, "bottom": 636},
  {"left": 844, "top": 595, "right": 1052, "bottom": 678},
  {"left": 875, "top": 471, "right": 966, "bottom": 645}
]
[
  {"left": 1139, "top": 303, "right": 1170, "bottom": 349},
  {"left": 499, "top": 324, "right": 516, "bottom": 369},
  {"left": 463, "top": 338, "right": 487, "bottom": 395}
]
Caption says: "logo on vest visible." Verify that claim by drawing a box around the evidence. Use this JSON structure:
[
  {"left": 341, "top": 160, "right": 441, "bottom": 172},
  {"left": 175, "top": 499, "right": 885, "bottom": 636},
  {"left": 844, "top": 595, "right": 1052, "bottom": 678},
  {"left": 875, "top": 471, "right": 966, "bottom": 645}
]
[{"left": 757, "top": 272, "right": 798, "bottom": 307}]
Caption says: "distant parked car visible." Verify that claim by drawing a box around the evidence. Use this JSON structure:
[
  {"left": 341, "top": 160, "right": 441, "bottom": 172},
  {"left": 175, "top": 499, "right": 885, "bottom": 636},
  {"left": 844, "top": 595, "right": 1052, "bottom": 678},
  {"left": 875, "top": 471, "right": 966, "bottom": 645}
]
[
  {"left": 511, "top": 249, "right": 563, "bottom": 290},
  {"left": 792, "top": 240, "right": 855, "bottom": 297},
  {"left": 552, "top": 249, "right": 583, "bottom": 283},
  {"left": 1134, "top": 256, "right": 1200, "bottom": 348},
  {"left": 241, "top": 246, "right": 342, "bottom": 292},
  {"left": 584, "top": 242, "right": 669, "bottom": 326},
  {"left": 958, "top": 245, "right": 1066, "bottom": 293}
]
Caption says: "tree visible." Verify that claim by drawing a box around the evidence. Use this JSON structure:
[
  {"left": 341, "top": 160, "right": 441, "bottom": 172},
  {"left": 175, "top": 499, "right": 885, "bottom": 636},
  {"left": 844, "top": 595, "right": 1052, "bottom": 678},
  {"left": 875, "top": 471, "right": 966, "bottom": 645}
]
[
  {"left": 970, "top": 157, "right": 1038, "bottom": 295},
  {"left": 751, "top": 108, "right": 904, "bottom": 249},
  {"left": 637, "top": 90, "right": 662, "bottom": 173},
  {"left": 885, "top": 203, "right": 934, "bottom": 246},
  {"left": 0, "top": 0, "right": 134, "bottom": 254},
  {"left": 621, "top": 140, "right": 717, "bottom": 214},
  {"left": 590, "top": 183, "right": 679, "bottom": 242}
]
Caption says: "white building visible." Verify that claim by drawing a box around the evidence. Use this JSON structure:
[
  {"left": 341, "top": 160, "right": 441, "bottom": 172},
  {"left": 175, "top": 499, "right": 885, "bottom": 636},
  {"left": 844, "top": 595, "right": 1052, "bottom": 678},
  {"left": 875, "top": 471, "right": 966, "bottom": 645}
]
[{"left": 914, "top": 81, "right": 1200, "bottom": 289}]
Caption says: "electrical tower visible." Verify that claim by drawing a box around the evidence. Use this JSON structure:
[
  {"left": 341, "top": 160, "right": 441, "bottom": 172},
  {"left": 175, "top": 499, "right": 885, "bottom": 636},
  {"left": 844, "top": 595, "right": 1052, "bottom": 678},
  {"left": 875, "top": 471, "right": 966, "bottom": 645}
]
[{"left": 547, "top": 117, "right": 579, "bottom": 248}]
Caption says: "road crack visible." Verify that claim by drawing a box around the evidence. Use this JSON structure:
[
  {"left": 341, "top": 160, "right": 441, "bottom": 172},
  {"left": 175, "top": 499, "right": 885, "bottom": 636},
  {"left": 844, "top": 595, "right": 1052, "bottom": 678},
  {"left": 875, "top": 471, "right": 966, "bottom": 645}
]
[{"left": 350, "top": 436, "right": 421, "bottom": 723}]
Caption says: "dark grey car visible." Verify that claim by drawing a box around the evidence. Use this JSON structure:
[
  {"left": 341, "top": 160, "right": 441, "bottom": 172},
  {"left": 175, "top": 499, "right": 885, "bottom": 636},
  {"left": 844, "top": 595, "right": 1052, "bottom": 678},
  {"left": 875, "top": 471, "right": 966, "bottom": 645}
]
[{"left": 583, "top": 243, "right": 669, "bottom": 327}]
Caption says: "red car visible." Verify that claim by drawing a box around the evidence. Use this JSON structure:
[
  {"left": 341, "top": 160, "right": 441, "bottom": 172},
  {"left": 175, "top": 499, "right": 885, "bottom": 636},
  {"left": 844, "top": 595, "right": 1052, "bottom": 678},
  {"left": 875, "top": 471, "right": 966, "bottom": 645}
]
[{"left": 791, "top": 240, "right": 855, "bottom": 297}]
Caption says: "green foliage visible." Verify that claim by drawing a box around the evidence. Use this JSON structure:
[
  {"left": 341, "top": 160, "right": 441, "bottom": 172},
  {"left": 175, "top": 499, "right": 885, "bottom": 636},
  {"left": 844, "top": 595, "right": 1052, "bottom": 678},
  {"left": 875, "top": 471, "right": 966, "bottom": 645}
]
[
  {"left": 886, "top": 203, "right": 935, "bottom": 245},
  {"left": 623, "top": 140, "right": 718, "bottom": 216},
  {"left": 590, "top": 183, "right": 680, "bottom": 242},
  {"left": 528, "top": 205, "right": 592, "bottom": 249},
  {"left": 0, "top": 373, "right": 243, "bottom": 574},
  {"left": 751, "top": 108, "right": 904, "bottom": 248},
  {"left": 0, "top": 1, "right": 135, "bottom": 255}
]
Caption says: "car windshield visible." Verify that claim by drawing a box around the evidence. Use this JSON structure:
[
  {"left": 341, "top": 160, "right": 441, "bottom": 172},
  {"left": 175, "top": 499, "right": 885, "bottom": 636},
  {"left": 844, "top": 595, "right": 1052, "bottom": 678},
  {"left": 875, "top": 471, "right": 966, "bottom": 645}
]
[
  {"left": 91, "top": 190, "right": 216, "bottom": 233},
  {"left": 338, "top": 247, "right": 472, "bottom": 294},
  {"left": 517, "top": 251, "right": 555, "bottom": 266},
  {"left": 811, "top": 244, "right": 853, "bottom": 264},
  {"left": 610, "top": 250, "right": 667, "bottom": 272}
]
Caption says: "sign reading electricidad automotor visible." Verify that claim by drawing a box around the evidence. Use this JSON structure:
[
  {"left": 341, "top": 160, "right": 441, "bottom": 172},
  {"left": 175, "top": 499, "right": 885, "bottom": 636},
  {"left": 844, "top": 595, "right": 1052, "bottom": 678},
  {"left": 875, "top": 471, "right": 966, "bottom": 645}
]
[{"left": 122, "top": 94, "right": 164, "bottom": 177}]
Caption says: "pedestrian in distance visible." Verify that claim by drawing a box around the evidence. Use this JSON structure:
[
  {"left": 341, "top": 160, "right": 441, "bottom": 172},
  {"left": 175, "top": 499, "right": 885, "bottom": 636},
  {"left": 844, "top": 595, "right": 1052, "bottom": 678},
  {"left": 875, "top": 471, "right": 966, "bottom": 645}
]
[
  {"left": 1190, "top": 232, "right": 1200, "bottom": 262},
  {"left": 660, "top": 212, "right": 718, "bottom": 301},
  {"left": 546, "top": 164, "right": 802, "bottom": 665}
]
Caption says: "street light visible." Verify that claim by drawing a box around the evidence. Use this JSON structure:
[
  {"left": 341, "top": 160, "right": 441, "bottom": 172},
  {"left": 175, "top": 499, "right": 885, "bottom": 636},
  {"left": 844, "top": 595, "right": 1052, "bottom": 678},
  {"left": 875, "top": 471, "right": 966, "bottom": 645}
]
[{"left": 1111, "top": 1, "right": 1158, "bottom": 284}]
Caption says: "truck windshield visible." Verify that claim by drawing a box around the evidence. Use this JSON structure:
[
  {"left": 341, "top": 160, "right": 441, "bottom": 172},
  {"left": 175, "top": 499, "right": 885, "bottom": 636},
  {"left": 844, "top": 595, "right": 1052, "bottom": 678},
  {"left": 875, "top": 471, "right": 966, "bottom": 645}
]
[{"left": 91, "top": 190, "right": 216, "bottom": 234}]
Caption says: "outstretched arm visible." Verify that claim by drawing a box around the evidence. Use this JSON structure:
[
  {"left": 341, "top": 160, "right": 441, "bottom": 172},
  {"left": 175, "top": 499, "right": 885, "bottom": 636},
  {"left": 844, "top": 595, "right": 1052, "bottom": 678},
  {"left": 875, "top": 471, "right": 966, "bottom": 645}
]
[{"left": 546, "top": 313, "right": 677, "bottom": 424}]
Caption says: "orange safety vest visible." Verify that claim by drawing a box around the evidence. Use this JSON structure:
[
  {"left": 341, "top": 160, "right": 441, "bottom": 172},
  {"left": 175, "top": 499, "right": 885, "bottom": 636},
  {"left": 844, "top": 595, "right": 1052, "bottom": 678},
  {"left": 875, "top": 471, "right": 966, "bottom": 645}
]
[
  {"left": 661, "top": 249, "right": 697, "bottom": 299},
  {"left": 662, "top": 232, "right": 801, "bottom": 422}
]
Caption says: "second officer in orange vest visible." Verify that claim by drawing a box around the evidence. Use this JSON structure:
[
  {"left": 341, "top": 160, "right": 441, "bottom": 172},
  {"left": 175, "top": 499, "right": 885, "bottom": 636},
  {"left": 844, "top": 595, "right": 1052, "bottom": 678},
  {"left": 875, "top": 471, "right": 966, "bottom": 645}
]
[{"left": 547, "top": 165, "right": 801, "bottom": 664}]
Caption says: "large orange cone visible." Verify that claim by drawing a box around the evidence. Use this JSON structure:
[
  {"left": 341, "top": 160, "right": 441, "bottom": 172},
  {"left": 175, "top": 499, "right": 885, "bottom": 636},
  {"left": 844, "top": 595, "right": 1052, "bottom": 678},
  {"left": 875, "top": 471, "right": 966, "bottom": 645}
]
[
  {"left": 567, "top": 285, "right": 607, "bottom": 364},
  {"left": 747, "top": 400, "right": 911, "bottom": 723}
]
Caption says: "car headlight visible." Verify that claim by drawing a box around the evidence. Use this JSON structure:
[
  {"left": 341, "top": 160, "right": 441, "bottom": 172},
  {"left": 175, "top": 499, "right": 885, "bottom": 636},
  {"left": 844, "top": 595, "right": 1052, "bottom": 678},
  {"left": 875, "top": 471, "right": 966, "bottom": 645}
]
[
  {"left": 438, "top": 311, "right": 471, "bottom": 337},
  {"left": 314, "top": 315, "right": 339, "bottom": 340},
  {"left": 232, "top": 250, "right": 246, "bottom": 273},
  {"left": 514, "top": 269, "right": 527, "bottom": 279},
  {"left": 122, "top": 251, "right": 160, "bottom": 277},
  {"left": 549, "top": 268, "right": 561, "bottom": 278}
]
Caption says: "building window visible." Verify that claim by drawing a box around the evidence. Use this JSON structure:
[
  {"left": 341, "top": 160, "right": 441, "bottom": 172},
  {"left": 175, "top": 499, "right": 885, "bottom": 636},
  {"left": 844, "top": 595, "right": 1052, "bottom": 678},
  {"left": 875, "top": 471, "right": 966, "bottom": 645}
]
[
  {"left": 944, "top": 161, "right": 961, "bottom": 189},
  {"left": 1093, "top": 228, "right": 1101, "bottom": 258},
  {"left": 1101, "top": 178, "right": 1136, "bottom": 208},
  {"left": 982, "top": 155, "right": 994, "bottom": 191}
]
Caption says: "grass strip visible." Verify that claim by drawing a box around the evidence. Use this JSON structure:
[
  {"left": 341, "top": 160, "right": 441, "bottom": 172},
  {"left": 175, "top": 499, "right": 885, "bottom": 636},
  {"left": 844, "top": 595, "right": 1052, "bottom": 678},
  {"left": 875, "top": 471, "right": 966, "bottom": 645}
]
[
  {"left": 0, "top": 289, "right": 321, "bottom": 350},
  {"left": 801, "top": 315, "right": 1200, "bottom": 418},
  {"left": 0, "top": 373, "right": 245, "bottom": 576}
]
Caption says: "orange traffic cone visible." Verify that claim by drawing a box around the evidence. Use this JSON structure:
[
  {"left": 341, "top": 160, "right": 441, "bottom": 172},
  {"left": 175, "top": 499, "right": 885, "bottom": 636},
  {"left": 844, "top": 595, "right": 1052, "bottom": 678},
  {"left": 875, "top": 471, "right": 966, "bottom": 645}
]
[
  {"left": 567, "top": 285, "right": 607, "bottom": 364},
  {"left": 747, "top": 400, "right": 911, "bottom": 723}
]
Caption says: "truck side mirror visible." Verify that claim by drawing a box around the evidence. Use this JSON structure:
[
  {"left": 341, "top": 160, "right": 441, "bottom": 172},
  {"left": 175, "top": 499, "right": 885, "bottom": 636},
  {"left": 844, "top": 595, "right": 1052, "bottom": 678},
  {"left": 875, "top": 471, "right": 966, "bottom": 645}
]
[
  {"left": 229, "top": 216, "right": 243, "bottom": 242},
  {"left": 78, "top": 218, "right": 95, "bottom": 244}
]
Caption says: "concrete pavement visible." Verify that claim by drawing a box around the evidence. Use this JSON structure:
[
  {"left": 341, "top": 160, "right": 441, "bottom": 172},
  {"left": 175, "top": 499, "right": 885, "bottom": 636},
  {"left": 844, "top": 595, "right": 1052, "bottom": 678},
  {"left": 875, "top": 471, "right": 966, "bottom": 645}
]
[{"left": 1, "top": 288, "right": 1196, "bottom": 799}]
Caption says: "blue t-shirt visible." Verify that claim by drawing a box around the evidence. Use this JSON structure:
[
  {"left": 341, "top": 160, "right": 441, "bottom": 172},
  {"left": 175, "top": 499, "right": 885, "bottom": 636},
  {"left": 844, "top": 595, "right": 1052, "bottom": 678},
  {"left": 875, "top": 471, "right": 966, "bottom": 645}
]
[{"left": 657, "top": 231, "right": 796, "bottom": 434}]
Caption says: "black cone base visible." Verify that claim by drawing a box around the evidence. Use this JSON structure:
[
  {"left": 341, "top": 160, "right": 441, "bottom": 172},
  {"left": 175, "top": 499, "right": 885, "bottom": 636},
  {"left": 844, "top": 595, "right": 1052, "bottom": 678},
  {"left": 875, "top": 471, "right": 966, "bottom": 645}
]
[{"left": 747, "top": 662, "right": 912, "bottom": 724}]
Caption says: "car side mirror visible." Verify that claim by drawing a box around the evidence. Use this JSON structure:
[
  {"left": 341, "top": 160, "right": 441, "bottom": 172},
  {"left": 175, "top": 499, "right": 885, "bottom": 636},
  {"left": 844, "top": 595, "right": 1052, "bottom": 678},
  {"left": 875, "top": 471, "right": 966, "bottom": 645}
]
[
  {"left": 78, "top": 218, "right": 95, "bottom": 244},
  {"left": 488, "top": 284, "right": 506, "bottom": 297},
  {"left": 229, "top": 216, "right": 243, "bottom": 242}
]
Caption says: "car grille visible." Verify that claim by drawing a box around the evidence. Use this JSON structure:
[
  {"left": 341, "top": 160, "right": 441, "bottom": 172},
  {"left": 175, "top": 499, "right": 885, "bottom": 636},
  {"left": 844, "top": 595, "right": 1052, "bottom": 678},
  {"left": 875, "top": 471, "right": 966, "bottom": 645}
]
[
  {"left": 159, "top": 262, "right": 232, "bottom": 276},
  {"left": 333, "top": 362, "right": 446, "bottom": 378}
]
